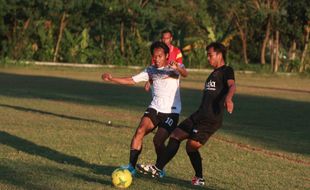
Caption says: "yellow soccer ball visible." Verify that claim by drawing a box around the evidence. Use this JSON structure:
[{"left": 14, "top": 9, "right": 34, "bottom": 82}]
[{"left": 111, "top": 168, "right": 132, "bottom": 188}]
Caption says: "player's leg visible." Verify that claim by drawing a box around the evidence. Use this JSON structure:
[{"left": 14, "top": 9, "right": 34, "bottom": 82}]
[
  {"left": 153, "top": 113, "right": 179, "bottom": 164},
  {"left": 130, "top": 116, "right": 155, "bottom": 165},
  {"left": 135, "top": 127, "right": 169, "bottom": 177},
  {"left": 186, "top": 125, "right": 215, "bottom": 186},
  {"left": 154, "top": 116, "right": 198, "bottom": 171},
  {"left": 137, "top": 117, "right": 193, "bottom": 177},
  {"left": 186, "top": 139, "right": 204, "bottom": 185},
  {"left": 153, "top": 127, "right": 169, "bottom": 163},
  {"left": 155, "top": 127, "right": 189, "bottom": 170},
  {"left": 137, "top": 127, "right": 188, "bottom": 177},
  {"left": 123, "top": 115, "right": 155, "bottom": 175}
]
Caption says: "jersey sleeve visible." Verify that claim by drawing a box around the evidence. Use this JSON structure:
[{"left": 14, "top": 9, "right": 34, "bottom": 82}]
[
  {"left": 175, "top": 49, "right": 183, "bottom": 64},
  {"left": 132, "top": 69, "right": 149, "bottom": 83},
  {"left": 225, "top": 66, "right": 235, "bottom": 81}
]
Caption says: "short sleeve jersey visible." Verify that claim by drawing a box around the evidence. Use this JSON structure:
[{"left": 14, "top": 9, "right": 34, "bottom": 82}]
[
  {"left": 132, "top": 66, "right": 181, "bottom": 114},
  {"left": 193, "top": 65, "right": 235, "bottom": 123},
  {"left": 168, "top": 45, "right": 183, "bottom": 64}
]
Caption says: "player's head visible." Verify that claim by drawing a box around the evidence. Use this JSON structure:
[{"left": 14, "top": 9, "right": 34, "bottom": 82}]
[
  {"left": 150, "top": 41, "right": 169, "bottom": 68},
  {"left": 206, "top": 42, "right": 226, "bottom": 68},
  {"left": 150, "top": 41, "right": 169, "bottom": 56},
  {"left": 161, "top": 29, "right": 173, "bottom": 46}
]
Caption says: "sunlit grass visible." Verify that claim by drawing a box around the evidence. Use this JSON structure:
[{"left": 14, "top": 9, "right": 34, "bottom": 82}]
[{"left": 0, "top": 65, "right": 309, "bottom": 190}]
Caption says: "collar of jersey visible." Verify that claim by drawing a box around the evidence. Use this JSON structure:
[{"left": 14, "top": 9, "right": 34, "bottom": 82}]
[{"left": 157, "top": 66, "right": 165, "bottom": 70}]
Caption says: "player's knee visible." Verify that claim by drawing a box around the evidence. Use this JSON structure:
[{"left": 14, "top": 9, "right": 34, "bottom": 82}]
[
  {"left": 153, "top": 137, "right": 164, "bottom": 148},
  {"left": 170, "top": 133, "right": 182, "bottom": 141},
  {"left": 186, "top": 140, "right": 202, "bottom": 152},
  {"left": 135, "top": 126, "right": 147, "bottom": 138}
]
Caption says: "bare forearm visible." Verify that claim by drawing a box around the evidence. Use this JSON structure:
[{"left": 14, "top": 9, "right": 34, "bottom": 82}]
[
  {"left": 226, "top": 83, "right": 236, "bottom": 100},
  {"left": 176, "top": 66, "right": 188, "bottom": 77},
  {"left": 102, "top": 73, "right": 135, "bottom": 85},
  {"left": 225, "top": 80, "right": 236, "bottom": 113},
  {"left": 110, "top": 77, "right": 135, "bottom": 85},
  {"left": 170, "top": 61, "right": 188, "bottom": 77}
]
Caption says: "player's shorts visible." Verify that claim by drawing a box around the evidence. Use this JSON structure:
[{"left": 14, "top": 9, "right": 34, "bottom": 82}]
[
  {"left": 143, "top": 108, "right": 179, "bottom": 134},
  {"left": 178, "top": 115, "right": 221, "bottom": 145}
]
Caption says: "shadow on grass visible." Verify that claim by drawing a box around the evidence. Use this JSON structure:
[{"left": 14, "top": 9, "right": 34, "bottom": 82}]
[
  {"left": 0, "top": 161, "right": 113, "bottom": 189},
  {"left": 0, "top": 164, "right": 45, "bottom": 190},
  {"left": 0, "top": 72, "right": 150, "bottom": 111},
  {"left": 0, "top": 131, "right": 115, "bottom": 176},
  {"left": 0, "top": 72, "right": 309, "bottom": 155},
  {"left": 160, "top": 176, "right": 218, "bottom": 190},
  {"left": 0, "top": 131, "right": 219, "bottom": 189},
  {"left": 223, "top": 94, "right": 310, "bottom": 155},
  {"left": 0, "top": 103, "right": 129, "bottom": 128}
]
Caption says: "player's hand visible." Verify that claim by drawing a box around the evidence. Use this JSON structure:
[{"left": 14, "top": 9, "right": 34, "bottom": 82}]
[
  {"left": 144, "top": 81, "right": 151, "bottom": 92},
  {"left": 169, "top": 61, "right": 178, "bottom": 70},
  {"left": 225, "top": 98, "right": 234, "bottom": 114},
  {"left": 102, "top": 73, "right": 112, "bottom": 81}
]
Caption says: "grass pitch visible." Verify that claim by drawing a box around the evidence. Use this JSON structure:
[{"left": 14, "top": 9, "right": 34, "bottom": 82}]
[{"left": 0, "top": 65, "right": 309, "bottom": 190}]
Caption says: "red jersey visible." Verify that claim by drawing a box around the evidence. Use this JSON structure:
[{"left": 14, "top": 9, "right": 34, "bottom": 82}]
[{"left": 168, "top": 45, "right": 183, "bottom": 64}]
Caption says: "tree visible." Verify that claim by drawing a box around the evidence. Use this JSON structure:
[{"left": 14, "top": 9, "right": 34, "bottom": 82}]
[
  {"left": 283, "top": 0, "right": 310, "bottom": 72},
  {"left": 207, "top": 0, "right": 250, "bottom": 64}
]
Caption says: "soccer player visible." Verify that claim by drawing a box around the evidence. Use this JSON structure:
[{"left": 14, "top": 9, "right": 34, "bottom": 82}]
[
  {"left": 137, "top": 42, "right": 236, "bottom": 186},
  {"left": 101, "top": 41, "right": 187, "bottom": 176},
  {"left": 144, "top": 29, "right": 187, "bottom": 91}
]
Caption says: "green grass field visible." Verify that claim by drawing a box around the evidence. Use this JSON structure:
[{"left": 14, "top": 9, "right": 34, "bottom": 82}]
[{"left": 0, "top": 65, "right": 309, "bottom": 190}]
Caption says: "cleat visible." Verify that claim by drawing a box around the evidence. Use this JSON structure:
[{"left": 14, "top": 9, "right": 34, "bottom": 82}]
[
  {"left": 136, "top": 164, "right": 165, "bottom": 178},
  {"left": 191, "top": 176, "right": 205, "bottom": 186},
  {"left": 136, "top": 164, "right": 154, "bottom": 175},
  {"left": 120, "top": 164, "right": 137, "bottom": 176}
]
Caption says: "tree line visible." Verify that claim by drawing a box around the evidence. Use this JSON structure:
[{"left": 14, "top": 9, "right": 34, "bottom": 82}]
[{"left": 0, "top": 0, "right": 309, "bottom": 73}]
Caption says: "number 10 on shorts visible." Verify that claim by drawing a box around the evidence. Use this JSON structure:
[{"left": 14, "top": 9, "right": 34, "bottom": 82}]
[{"left": 165, "top": 117, "right": 174, "bottom": 127}]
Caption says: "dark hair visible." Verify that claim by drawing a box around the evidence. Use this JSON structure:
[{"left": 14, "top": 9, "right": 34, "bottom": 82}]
[
  {"left": 150, "top": 41, "right": 169, "bottom": 55},
  {"left": 161, "top": 29, "right": 173, "bottom": 37},
  {"left": 206, "top": 42, "right": 227, "bottom": 61}
]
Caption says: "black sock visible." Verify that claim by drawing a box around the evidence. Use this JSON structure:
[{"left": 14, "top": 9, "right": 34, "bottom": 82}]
[
  {"left": 155, "top": 144, "right": 166, "bottom": 166},
  {"left": 187, "top": 151, "right": 203, "bottom": 178},
  {"left": 156, "top": 138, "right": 180, "bottom": 170},
  {"left": 129, "top": 148, "right": 142, "bottom": 167}
]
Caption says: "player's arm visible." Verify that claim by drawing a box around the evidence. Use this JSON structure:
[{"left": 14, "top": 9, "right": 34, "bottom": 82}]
[
  {"left": 102, "top": 73, "right": 135, "bottom": 85},
  {"left": 170, "top": 61, "right": 188, "bottom": 77},
  {"left": 225, "top": 79, "right": 236, "bottom": 114}
]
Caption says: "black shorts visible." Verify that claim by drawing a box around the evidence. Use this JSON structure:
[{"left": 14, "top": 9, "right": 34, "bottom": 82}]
[
  {"left": 143, "top": 108, "right": 179, "bottom": 134},
  {"left": 178, "top": 115, "right": 221, "bottom": 145}
]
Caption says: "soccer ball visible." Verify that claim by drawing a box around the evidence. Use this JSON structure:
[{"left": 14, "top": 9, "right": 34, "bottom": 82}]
[{"left": 111, "top": 168, "right": 132, "bottom": 188}]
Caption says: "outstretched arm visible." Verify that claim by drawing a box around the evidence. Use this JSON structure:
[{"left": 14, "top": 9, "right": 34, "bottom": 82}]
[
  {"left": 225, "top": 79, "right": 236, "bottom": 114},
  {"left": 101, "top": 73, "right": 135, "bottom": 85},
  {"left": 169, "top": 61, "right": 188, "bottom": 77}
]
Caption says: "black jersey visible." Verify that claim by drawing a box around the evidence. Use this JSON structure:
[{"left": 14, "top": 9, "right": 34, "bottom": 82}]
[{"left": 192, "top": 65, "right": 235, "bottom": 125}]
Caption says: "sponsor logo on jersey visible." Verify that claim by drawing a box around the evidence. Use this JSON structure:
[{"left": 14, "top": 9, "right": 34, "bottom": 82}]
[{"left": 205, "top": 80, "right": 216, "bottom": 91}]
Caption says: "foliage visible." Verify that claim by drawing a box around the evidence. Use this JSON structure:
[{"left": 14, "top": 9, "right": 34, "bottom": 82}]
[{"left": 0, "top": 0, "right": 309, "bottom": 72}]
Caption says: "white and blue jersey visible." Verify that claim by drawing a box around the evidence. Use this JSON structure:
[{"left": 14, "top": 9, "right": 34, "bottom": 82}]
[{"left": 132, "top": 65, "right": 181, "bottom": 114}]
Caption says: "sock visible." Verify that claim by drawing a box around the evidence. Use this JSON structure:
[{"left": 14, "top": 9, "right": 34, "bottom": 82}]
[
  {"left": 155, "top": 143, "right": 166, "bottom": 167},
  {"left": 187, "top": 151, "right": 203, "bottom": 178},
  {"left": 156, "top": 138, "right": 180, "bottom": 170},
  {"left": 129, "top": 148, "right": 142, "bottom": 167}
]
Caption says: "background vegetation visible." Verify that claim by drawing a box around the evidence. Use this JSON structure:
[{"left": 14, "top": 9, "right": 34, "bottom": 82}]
[{"left": 0, "top": 0, "right": 309, "bottom": 73}]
